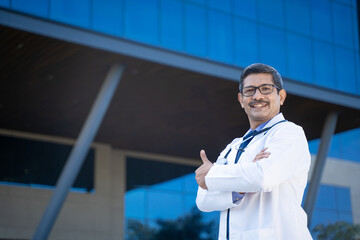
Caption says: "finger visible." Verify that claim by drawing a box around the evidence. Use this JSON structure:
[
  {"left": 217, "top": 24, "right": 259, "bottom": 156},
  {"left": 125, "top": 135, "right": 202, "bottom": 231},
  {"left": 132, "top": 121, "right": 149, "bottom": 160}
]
[
  {"left": 256, "top": 153, "right": 270, "bottom": 159},
  {"left": 200, "top": 150, "right": 210, "bottom": 164},
  {"left": 259, "top": 147, "right": 268, "bottom": 153},
  {"left": 253, "top": 153, "right": 270, "bottom": 162},
  {"left": 259, "top": 152, "right": 271, "bottom": 157}
]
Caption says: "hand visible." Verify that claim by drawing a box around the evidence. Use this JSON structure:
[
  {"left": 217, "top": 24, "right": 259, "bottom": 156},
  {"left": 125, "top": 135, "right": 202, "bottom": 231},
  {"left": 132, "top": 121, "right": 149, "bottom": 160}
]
[
  {"left": 195, "top": 150, "right": 213, "bottom": 189},
  {"left": 253, "top": 147, "right": 270, "bottom": 162}
]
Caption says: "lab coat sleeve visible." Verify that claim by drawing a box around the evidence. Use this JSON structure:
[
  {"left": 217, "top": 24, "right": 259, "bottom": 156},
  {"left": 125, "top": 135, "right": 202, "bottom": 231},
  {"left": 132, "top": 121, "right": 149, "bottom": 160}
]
[
  {"left": 196, "top": 186, "right": 240, "bottom": 212},
  {"left": 205, "top": 124, "right": 310, "bottom": 193},
  {"left": 196, "top": 139, "right": 242, "bottom": 212}
]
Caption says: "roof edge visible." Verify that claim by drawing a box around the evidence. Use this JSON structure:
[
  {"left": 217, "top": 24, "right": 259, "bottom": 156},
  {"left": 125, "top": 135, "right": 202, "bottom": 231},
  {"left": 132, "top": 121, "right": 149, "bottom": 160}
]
[{"left": 2, "top": 9, "right": 360, "bottom": 110}]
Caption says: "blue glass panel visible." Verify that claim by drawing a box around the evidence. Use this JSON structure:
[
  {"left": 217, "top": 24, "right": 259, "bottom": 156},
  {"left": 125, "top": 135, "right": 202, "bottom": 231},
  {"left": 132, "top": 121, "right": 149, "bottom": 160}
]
[
  {"left": 183, "top": 173, "right": 198, "bottom": 193},
  {"left": 208, "top": 0, "right": 231, "bottom": 12},
  {"left": 151, "top": 175, "right": 183, "bottom": 191},
  {"left": 338, "top": 212, "right": 353, "bottom": 223},
  {"left": 125, "top": 189, "right": 146, "bottom": 219},
  {"left": 234, "top": 18, "right": 259, "bottom": 67},
  {"left": 316, "top": 185, "right": 337, "bottom": 210},
  {"left": 311, "top": 0, "right": 332, "bottom": 42},
  {"left": 147, "top": 191, "right": 183, "bottom": 220},
  {"left": 208, "top": 10, "right": 233, "bottom": 63},
  {"left": 50, "top": 0, "right": 91, "bottom": 28},
  {"left": 311, "top": 209, "right": 338, "bottom": 229},
  {"left": 336, "top": 0, "right": 352, "bottom": 5},
  {"left": 12, "top": 0, "right": 49, "bottom": 17},
  {"left": 188, "top": 0, "right": 206, "bottom": 5},
  {"left": 338, "top": 128, "right": 360, "bottom": 162},
  {"left": 286, "top": 33, "right": 312, "bottom": 83},
  {"left": 313, "top": 40, "right": 336, "bottom": 89},
  {"left": 327, "top": 133, "right": 341, "bottom": 158},
  {"left": 352, "top": 8, "right": 359, "bottom": 51},
  {"left": 356, "top": 52, "right": 360, "bottom": 94},
  {"left": 285, "top": 0, "right": 311, "bottom": 35},
  {"left": 259, "top": 25, "right": 286, "bottom": 75},
  {"left": 309, "top": 128, "right": 360, "bottom": 162},
  {"left": 308, "top": 138, "right": 320, "bottom": 155},
  {"left": 335, "top": 47, "right": 357, "bottom": 94},
  {"left": 160, "top": 0, "right": 183, "bottom": 51},
  {"left": 234, "top": 0, "right": 256, "bottom": 20},
  {"left": 332, "top": 2, "right": 354, "bottom": 48},
  {"left": 184, "top": 194, "right": 197, "bottom": 212},
  {"left": 258, "top": 0, "right": 284, "bottom": 28},
  {"left": 0, "top": 0, "right": 9, "bottom": 7},
  {"left": 185, "top": 3, "right": 207, "bottom": 57},
  {"left": 92, "top": 0, "right": 123, "bottom": 36},
  {"left": 335, "top": 187, "right": 352, "bottom": 211},
  {"left": 124, "top": 0, "right": 159, "bottom": 45}
]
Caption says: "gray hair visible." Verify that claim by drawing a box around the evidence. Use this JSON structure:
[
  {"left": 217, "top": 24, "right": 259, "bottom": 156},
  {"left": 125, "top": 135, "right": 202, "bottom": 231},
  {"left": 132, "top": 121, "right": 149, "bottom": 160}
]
[{"left": 239, "top": 63, "right": 283, "bottom": 92}]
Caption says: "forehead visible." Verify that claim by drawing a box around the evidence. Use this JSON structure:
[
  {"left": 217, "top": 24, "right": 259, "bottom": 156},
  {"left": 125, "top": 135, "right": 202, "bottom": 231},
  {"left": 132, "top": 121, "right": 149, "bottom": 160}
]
[{"left": 243, "top": 73, "right": 274, "bottom": 87}]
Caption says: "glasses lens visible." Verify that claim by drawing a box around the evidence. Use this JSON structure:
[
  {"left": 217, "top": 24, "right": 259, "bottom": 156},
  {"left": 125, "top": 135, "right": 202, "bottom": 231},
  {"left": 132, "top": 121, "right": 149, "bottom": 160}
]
[
  {"left": 242, "top": 87, "right": 255, "bottom": 96},
  {"left": 259, "top": 85, "right": 273, "bottom": 94}
]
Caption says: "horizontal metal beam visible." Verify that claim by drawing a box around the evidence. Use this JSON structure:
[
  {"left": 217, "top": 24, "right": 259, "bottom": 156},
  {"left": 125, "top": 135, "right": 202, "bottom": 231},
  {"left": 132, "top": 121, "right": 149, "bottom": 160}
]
[{"left": 1, "top": 9, "right": 360, "bottom": 110}]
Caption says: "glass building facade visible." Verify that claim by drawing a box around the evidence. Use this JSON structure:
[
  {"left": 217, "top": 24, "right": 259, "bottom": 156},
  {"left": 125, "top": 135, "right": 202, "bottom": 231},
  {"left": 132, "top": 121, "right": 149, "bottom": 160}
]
[
  {"left": 1, "top": 0, "right": 360, "bottom": 239},
  {"left": 1, "top": 0, "right": 359, "bottom": 94}
]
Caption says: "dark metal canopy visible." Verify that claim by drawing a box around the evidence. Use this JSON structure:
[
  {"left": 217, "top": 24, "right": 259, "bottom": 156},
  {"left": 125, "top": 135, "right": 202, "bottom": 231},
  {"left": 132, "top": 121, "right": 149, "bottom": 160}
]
[{"left": 2, "top": 25, "right": 360, "bottom": 161}]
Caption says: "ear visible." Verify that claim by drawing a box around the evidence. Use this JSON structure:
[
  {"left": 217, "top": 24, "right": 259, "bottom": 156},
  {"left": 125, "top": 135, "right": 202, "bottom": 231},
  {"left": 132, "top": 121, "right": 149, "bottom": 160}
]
[
  {"left": 238, "top": 93, "right": 244, "bottom": 108},
  {"left": 279, "top": 89, "right": 287, "bottom": 106}
]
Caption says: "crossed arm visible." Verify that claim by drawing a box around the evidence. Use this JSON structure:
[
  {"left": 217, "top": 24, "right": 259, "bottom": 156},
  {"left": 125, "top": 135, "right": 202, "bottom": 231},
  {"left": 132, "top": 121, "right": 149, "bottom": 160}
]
[{"left": 195, "top": 148, "right": 270, "bottom": 190}]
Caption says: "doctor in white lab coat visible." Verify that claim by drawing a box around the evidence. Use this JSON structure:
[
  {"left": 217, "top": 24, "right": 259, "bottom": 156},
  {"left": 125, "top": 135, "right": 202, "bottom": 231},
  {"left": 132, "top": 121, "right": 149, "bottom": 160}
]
[{"left": 195, "top": 63, "right": 312, "bottom": 240}]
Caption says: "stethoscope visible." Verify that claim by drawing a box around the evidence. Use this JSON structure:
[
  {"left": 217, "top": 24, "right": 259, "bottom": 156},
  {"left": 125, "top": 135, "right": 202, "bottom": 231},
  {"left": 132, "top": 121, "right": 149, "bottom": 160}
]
[{"left": 217, "top": 120, "right": 287, "bottom": 165}]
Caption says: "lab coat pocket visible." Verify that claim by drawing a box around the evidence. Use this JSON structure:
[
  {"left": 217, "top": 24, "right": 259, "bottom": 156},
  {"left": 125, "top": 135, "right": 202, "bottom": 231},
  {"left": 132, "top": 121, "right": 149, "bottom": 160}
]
[{"left": 241, "top": 228, "right": 275, "bottom": 240}]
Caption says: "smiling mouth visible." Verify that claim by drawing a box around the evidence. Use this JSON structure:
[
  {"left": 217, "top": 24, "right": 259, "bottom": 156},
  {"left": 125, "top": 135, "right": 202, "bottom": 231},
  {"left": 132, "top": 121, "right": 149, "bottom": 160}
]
[
  {"left": 252, "top": 103, "right": 266, "bottom": 108},
  {"left": 250, "top": 101, "right": 269, "bottom": 108}
]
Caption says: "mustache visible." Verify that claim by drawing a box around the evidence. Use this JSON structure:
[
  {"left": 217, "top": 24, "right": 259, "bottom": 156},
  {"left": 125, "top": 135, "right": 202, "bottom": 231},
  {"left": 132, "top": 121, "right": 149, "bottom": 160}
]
[{"left": 249, "top": 100, "right": 269, "bottom": 107}]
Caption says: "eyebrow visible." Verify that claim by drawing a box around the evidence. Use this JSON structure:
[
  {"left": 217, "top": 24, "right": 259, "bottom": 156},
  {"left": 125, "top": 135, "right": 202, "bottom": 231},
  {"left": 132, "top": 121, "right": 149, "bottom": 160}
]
[{"left": 243, "top": 83, "right": 273, "bottom": 88}]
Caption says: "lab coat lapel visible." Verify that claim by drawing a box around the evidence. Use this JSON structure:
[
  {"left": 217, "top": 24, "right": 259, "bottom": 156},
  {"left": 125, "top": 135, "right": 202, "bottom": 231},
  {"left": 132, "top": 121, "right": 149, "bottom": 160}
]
[{"left": 246, "top": 113, "right": 285, "bottom": 148}]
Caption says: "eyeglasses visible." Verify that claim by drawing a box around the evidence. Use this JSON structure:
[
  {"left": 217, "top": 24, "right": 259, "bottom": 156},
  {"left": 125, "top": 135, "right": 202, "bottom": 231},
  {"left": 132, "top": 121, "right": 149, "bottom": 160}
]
[{"left": 241, "top": 84, "right": 281, "bottom": 97}]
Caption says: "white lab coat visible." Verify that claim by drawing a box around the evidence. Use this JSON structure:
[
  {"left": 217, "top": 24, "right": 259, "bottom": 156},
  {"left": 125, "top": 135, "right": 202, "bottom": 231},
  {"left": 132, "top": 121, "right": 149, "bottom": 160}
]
[{"left": 196, "top": 113, "right": 312, "bottom": 240}]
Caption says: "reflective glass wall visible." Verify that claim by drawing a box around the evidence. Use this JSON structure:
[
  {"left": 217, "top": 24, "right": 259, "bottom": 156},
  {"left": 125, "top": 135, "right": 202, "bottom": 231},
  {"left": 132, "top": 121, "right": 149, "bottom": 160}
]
[
  {"left": 1, "top": 0, "right": 359, "bottom": 95},
  {"left": 125, "top": 157, "right": 219, "bottom": 240}
]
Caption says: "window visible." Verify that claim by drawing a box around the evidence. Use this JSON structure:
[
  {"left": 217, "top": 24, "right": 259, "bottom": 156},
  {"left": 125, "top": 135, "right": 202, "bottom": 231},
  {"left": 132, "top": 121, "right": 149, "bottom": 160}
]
[
  {"left": 160, "top": 0, "right": 183, "bottom": 51},
  {"left": 208, "top": 9, "right": 233, "bottom": 63},
  {"left": 185, "top": 3, "right": 207, "bottom": 57},
  {"left": 308, "top": 185, "right": 353, "bottom": 230},
  {"left": 286, "top": 33, "right": 313, "bottom": 83},
  {"left": 124, "top": 0, "right": 159, "bottom": 45},
  {"left": 92, "top": 0, "right": 123, "bottom": 36},
  {"left": 50, "top": 0, "right": 91, "bottom": 28},
  {"left": 125, "top": 157, "right": 219, "bottom": 240},
  {"left": 0, "top": 135, "right": 95, "bottom": 192}
]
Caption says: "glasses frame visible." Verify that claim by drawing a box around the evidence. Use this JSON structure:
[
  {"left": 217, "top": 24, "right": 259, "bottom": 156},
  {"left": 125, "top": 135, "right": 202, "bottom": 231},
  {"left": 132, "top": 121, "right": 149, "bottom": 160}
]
[{"left": 240, "top": 84, "right": 281, "bottom": 97}]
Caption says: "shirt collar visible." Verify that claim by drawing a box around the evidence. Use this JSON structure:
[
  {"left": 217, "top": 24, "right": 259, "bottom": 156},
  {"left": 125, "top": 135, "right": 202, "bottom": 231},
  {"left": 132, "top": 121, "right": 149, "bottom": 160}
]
[{"left": 250, "top": 112, "right": 284, "bottom": 132}]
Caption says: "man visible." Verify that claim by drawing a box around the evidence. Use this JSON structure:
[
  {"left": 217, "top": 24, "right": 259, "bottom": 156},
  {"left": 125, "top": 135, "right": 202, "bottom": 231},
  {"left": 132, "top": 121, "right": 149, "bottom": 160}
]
[{"left": 195, "top": 63, "right": 312, "bottom": 240}]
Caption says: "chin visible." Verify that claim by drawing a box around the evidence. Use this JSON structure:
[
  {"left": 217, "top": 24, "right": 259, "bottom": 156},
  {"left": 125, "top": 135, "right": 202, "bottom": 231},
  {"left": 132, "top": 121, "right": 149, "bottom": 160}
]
[{"left": 250, "top": 113, "right": 270, "bottom": 122}]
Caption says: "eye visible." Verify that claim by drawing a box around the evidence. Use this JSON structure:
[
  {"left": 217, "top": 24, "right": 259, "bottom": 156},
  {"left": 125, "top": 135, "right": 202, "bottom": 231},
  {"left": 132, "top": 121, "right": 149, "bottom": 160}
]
[
  {"left": 243, "top": 88, "right": 255, "bottom": 95},
  {"left": 260, "top": 85, "right": 272, "bottom": 92}
]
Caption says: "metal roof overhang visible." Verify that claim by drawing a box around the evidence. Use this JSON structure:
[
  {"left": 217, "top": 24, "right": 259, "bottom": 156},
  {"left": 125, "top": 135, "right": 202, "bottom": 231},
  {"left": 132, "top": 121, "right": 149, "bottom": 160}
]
[{"left": 2, "top": 9, "right": 360, "bottom": 160}]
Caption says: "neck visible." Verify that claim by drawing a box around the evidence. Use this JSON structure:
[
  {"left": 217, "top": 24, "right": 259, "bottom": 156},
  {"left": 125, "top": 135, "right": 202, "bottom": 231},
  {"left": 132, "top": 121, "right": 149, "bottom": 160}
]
[
  {"left": 249, "top": 113, "right": 281, "bottom": 130},
  {"left": 250, "top": 121, "right": 263, "bottom": 130}
]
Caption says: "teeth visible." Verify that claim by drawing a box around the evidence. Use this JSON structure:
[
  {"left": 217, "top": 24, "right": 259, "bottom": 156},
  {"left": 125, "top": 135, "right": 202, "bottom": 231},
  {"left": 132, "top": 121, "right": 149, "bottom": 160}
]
[{"left": 253, "top": 104, "right": 264, "bottom": 107}]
